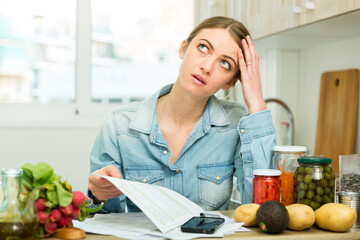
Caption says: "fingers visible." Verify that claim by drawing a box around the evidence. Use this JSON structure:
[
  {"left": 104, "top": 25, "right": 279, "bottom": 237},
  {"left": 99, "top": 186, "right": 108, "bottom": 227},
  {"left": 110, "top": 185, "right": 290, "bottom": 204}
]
[
  {"left": 241, "top": 36, "right": 258, "bottom": 69},
  {"left": 237, "top": 48, "right": 248, "bottom": 82},
  {"left": 88, "top": 183, "right": 122, "bottom": 202},
  {"left": 241, "top": 38, "right": 252, "bottom": 67},
  {"left": 88, "top": 165, "right": 123, "bottom": 202},
  {"left": 245, "top": 36, "right": 258, "bottom": 68},
  {"left": 90, "top": 165, "right": 121, "bottom": 187},
  {"left": 102, "top": 165, "right": 121, "bottom": 178}
]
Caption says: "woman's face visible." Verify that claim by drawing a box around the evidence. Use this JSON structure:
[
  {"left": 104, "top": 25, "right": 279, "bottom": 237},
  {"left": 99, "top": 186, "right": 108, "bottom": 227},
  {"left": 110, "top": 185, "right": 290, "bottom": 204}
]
[{"left": 178, "top": 28, "right": 239, "bottom": 98}]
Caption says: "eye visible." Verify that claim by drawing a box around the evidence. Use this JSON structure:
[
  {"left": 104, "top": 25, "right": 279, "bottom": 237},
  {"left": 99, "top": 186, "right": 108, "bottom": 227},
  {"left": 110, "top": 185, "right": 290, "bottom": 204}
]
[
  {"left": 220, "top": 60, "right": 230, "bottom": 70},
  {"left": 198, "top": 44, "right": 208, "bottom": 53}
]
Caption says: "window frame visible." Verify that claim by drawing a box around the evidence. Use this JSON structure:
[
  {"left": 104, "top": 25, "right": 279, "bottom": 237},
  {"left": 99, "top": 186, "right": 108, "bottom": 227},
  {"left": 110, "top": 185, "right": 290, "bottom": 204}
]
[
  {"left": 0, "top": 0, "right": 202, "bottom": 129},
  {"left": 0, "top": 0, "right": 122, "bottom": 128}
]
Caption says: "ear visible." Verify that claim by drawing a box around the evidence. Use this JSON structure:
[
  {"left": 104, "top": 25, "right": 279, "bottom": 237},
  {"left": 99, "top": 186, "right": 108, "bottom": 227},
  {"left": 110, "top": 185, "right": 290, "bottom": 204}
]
[{"left": 179, "top": 40, "right": 188, "bottom": 59}]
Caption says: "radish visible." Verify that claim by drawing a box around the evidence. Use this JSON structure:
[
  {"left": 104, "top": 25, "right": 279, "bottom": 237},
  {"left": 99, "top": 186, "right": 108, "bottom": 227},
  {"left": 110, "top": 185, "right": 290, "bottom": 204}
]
[
  {"left": 58, "top": 216, "right": 73, "bottom": 227},
  {"left": 71, "top": 207, "right": 80, "bottom": 219},
  {"left": 66, "top": 217, "right": 73, "bottom": 227},
  {"left": 36, "top": 211, "right": 49, "bottom": 225},
  {"left": 35, "top": 198, "right": 46, "bottom": 212},
  {"left": 72, "top": 191, "right": 86, "bottom": 208},
  {"left": 49, "top": 209, "right": 62, "bottom": 222},
  {"left": 45, "top": 221, "right": 58, "bottom": 234},
  {"left": 58, "top": 216, "right": 70, "bottom": 227},
  {"left": 59, "top": 204, "right": 73, "bottom": 216}
]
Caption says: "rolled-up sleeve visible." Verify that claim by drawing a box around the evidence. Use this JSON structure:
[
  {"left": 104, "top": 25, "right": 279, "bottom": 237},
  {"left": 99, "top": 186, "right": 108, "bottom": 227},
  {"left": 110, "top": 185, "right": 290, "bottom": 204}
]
[
  {"left": 89, "top": 112, "right": 126, "bottom": 213},
  {"left": 236, "top": 110, "right": 276, "bottom": 204}
]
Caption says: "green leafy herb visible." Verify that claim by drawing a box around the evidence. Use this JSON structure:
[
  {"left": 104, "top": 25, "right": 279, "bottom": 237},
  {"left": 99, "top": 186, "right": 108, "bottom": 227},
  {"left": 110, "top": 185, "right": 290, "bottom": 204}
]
[
  {"left": 54, "top": 180, "right": 73, "bottom": 207},
  {"left": 21, "top": 162, "right": 72, "bottom": 204}
]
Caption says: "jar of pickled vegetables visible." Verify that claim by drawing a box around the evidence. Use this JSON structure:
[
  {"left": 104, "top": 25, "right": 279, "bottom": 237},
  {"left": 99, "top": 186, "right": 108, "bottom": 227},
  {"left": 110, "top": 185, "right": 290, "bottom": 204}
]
[
  {"left": 294, "top": 156, "right": 335, "bottom": 210},
  {"left": 272, "top": 145, "right": 307, "bottom": 206},
  {"left": 253, "top": 169, "right": 281, "bottom": 205}
]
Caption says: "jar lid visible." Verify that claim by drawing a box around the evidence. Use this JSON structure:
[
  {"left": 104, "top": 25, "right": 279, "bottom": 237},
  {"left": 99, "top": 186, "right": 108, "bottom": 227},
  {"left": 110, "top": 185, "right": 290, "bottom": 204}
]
[
  {"left": 253, "top": 169, "right": 281, "bottom": 176},
  {"left": 1, "top": 168, "right": 23, "bottom": 177},
  {"left": 297, "top": 156, "right": 332, "bottom": 164},
  {"left": 336, "top": 191, "right": 360, "bottom": 197},
  {"left": 273, "top": 145, "right": 307, "bottom": 152}
]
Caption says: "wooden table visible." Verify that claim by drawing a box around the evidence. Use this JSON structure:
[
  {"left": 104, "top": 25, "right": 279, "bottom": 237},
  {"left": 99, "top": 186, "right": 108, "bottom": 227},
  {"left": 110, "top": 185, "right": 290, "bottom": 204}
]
[{"left": 49, "top": 211, "right": 360, "bottom": 240}]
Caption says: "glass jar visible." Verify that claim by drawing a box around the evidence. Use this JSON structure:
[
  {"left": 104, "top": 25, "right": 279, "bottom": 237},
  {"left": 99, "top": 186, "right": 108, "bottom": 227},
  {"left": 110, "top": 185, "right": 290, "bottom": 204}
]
[
  {"left": 0, "top": 179, "right": 3, "bottom": 205},
  {"left": 339, "top": 154, "right": 360, "bottom": 192},
  {"left": 272, "top": 145, "right": 307, "bottom": 206},
  {"left": 0, "top": 169, "right": 37, "bottom": 240},
  {"left": 294, "top": 157, "right": 335, "bottom": 210},
  {"left": 253, "top": 169, "right": 281, "bottom": 205},
  {"left": 272, "top": 145, "right": 307, "bottom": 171}
]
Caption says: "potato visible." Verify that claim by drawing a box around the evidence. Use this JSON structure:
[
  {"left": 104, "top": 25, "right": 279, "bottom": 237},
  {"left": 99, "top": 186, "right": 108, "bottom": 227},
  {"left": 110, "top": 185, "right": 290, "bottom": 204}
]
[
  {"left": 315, "top": 203, "right": 357, "bottom": 232},
  {"left": 286, "top": 204, "right": 315, "bottom": 230},
  {"left": 234, "top": 203, "right": 260, "bottom": 226}
]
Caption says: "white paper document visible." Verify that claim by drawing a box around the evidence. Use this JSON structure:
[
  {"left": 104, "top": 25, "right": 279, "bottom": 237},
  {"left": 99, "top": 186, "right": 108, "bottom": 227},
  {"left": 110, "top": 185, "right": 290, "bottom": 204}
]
[
  {"left": 78, "top": 175, "right": 248, "bottom": 239},
  {"left": 73, "top": 211, "right": 248, "bottom": 240},
  {"left": 97, "top": 175, "right": 204, "bottom": 233}
]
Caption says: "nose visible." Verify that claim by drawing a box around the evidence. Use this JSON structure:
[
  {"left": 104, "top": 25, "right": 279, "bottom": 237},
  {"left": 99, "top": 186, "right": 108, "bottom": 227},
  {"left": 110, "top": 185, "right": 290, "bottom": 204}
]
[{"left": 200, "top": 57, "right": 214, "bottom": 75}]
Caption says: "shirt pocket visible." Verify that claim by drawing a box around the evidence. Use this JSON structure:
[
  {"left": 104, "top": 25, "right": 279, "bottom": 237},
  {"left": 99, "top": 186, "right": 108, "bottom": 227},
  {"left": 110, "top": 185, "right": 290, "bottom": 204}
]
[
  {"left": 197, "top": 163, "right": 234, "bottom": 210},
  {"left": 124, "top": 165, "right": 165, "bottom": 186}
]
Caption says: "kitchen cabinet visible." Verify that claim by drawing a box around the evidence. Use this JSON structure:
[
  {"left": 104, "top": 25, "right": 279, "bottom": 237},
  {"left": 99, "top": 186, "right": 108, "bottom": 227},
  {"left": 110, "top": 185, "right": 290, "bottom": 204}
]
[
  {"left": 195, "top": 0, "right": 230, "bottom": 24},
  {"left": 306, "top": 0, "right": 354, "bottom": 23},
  {"left": 240, "top": 0, "right": 357, "bottom": 39},
  {"left": 240, "top": 0, "right": 307, "bottom": 39},
  {"left": 355, "top": 0, "right": 360, "bottom": 8},
  {"left": 248, "top": 9, "right": 360, "bottom": 156}
]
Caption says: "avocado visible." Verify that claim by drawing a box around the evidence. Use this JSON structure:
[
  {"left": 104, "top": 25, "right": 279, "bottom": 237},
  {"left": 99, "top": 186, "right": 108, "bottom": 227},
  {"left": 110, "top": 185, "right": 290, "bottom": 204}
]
[{"left": 256, "top": 200, "right": 289, "bottom": 234}]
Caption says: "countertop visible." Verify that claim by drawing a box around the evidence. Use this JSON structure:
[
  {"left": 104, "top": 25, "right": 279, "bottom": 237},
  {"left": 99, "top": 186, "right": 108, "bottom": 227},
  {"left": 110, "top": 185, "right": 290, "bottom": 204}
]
[{"left": 48, "top": 210, "right": 360, "bottom": 240}]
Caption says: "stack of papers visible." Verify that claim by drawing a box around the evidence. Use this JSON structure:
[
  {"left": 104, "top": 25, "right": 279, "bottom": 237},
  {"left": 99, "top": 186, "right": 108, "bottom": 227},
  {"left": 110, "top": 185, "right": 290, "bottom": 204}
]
[
  {"left": 73, "top": 175, "right": 249, "bottom": 239},
  {"left": 73, "top": 212, "right": 249, "bottom": 239}
]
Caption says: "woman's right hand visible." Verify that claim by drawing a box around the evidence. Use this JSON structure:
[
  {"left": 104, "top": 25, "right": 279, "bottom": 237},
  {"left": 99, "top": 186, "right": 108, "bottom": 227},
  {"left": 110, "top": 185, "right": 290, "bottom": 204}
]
[{"left": 88, "top": 165, "right": 123, "bottom": 203}]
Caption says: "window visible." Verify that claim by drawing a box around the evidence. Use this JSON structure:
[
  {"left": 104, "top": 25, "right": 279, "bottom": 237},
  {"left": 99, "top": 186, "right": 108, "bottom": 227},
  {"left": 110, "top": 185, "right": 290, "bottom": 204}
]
[
  {"left": 0, "top": 0, "right": 76, "bottom": 103},
  {"left": 91, "top": 0, "right": 194, "bottom": 103},
  {"left": 0, "top": 0, "right": 194, "bottom": 127}
]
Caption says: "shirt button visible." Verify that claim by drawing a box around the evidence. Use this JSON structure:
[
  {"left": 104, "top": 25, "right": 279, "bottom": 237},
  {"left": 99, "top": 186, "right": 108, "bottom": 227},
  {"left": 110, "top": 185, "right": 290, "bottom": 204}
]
[
  {"left": 142, "top": 178, "right": 147, "bottom": 183},
  {"left": 163, "top": 150, "right": 168, "bottom": 155},
  {"left": 240, "top": 129, "right": 245, "bottom": 134},
  {"left": 151, "top": 134, "right": 156, "bottom": 139},
  {"left": 216, "top": 176, "right": 221, "bottom": 180},
  {"left": 175, "top": 170, "right": 180, "bottom": 173}
]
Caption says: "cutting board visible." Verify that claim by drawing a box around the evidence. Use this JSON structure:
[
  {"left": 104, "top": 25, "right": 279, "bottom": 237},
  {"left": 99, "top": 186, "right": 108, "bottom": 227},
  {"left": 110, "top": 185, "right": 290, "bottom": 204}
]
[{"left": 315, "top": 69, "right": 359, "bottom": 175}]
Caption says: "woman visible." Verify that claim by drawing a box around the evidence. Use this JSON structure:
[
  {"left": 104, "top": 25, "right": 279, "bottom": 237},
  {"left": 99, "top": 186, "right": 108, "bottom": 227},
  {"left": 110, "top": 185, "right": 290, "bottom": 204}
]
[{"left": 88, "top": 16, "right": 276, "bottom": 212}]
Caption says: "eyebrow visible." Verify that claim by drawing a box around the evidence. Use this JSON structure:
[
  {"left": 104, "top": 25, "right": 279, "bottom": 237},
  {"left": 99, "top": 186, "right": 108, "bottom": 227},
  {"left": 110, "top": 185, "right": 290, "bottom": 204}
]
[{"left": 199, "top": 38, "right": 237, "bottom": 67}]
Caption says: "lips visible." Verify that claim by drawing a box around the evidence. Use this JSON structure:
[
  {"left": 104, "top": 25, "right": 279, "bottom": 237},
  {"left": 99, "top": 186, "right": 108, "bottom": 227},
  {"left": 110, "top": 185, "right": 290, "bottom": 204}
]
[{"left": 192, "top": 74, "right": 206, "bottom": 85}]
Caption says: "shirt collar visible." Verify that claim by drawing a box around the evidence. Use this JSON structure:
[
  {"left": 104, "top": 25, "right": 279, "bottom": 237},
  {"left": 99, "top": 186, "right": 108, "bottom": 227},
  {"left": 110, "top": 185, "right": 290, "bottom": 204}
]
[{"left": 129, "top": 84, "right": 230, "bottom": 134}]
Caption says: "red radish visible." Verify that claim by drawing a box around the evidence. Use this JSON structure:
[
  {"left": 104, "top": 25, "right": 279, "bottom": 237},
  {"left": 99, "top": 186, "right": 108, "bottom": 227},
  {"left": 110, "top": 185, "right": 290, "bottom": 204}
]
[
  {"left": 66, "top": 217, "right": 73, "bottom": 227},
  {"left": 71, "top": 207, "right": 80, "bottom": 219},
  {"left": 58, "top": 216, "right": 70, "bottom": 227},
  {"left": 59, "top": 204, "right": 73, "bottom": 216},
  {"left": 45, "top": 221, "right": 58, "bottom": 234},
  {"left": 35, "top": 198, "right": 46, "bottom": 212},
  {"left": 72, "top": 191, "right": 86, "bottom": 208},
  {"left": 36, "top": 211, "right": 49, "bottom": 225},
  {"left": 49, "top": 209, "right": 62, "bottom": 222},
  {"left": 59, "top": 216, "right": 73, "bottom": 227}
]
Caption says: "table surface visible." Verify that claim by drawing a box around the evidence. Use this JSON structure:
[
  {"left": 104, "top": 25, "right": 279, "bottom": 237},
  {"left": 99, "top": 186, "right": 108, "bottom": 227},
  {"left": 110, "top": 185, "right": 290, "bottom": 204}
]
[{"left": 48, "top": 211, "right": 360, "bottom": 240}]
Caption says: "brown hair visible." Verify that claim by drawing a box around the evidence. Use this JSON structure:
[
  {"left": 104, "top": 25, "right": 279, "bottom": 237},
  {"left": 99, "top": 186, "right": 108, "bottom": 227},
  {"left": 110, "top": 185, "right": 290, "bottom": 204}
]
[{"left": 186, "top": 16, "right": 251, "bottom": 82}]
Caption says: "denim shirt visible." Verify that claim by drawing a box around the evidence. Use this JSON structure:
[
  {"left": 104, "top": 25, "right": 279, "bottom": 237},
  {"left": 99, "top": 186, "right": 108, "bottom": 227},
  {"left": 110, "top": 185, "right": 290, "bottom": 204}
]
[{"left": 89, "top": 84, "right": 276, "bottom": 212}]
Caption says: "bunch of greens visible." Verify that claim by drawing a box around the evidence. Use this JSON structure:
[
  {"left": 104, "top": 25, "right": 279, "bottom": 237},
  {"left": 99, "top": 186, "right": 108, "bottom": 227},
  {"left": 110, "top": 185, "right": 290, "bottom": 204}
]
[
  {"left": 21, "top": 162, "right": 103, "bottom": 237},
  {"left": 22, "top": 162, "right": 73, "bottom": 208}
]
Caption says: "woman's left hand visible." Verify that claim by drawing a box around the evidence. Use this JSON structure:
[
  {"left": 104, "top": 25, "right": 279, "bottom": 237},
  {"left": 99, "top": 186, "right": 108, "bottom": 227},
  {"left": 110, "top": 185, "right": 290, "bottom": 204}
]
[{"left": 237, "top": 35, "right": 266, "bottom": 115}]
